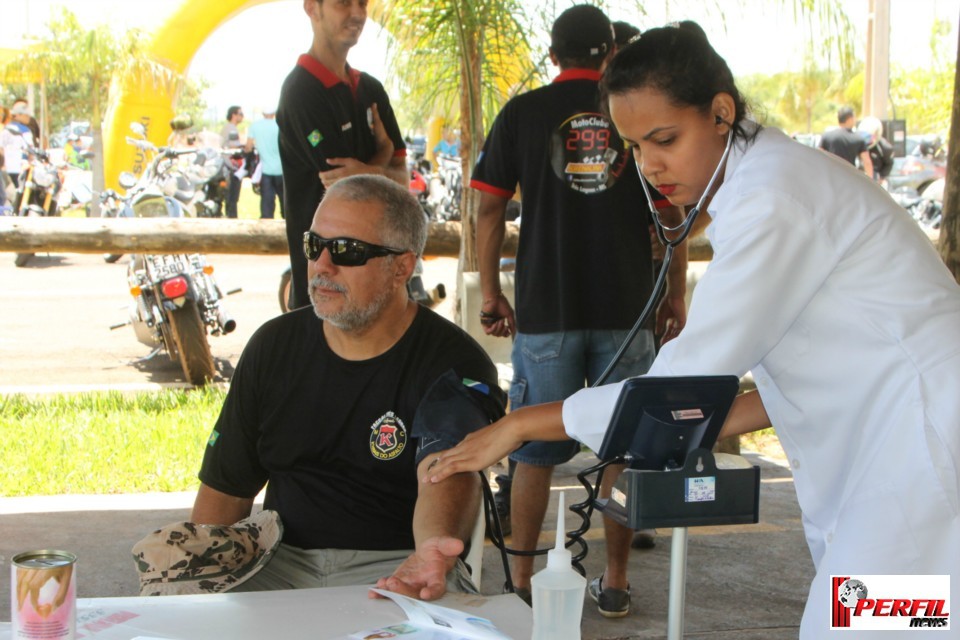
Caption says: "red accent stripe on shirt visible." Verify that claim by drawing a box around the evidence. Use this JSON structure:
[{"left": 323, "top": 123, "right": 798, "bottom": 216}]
[
  {"left": 553, "top": 68, "right": 603, "bottom": 83},
  {"left": 297, "top": 54, "right": 360, "bottom": 94},
  {"left": 469, "top": 179, "right": 515, "bottom": 199}
]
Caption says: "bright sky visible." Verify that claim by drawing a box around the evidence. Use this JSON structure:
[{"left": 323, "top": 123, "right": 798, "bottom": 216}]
[{"left": 2, "top": 0, "right": 958, "bottom": 123}]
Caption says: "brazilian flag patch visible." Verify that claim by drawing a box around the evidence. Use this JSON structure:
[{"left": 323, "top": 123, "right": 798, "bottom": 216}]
[
  {"left": 207, "top": 429, "right": 220, "bottom": 447},
  {"left": 308, "top": 129, "right": 323, "bottom": 147},
  {"left": 462, "top": 378, "right": 490, "bottom": 395}
]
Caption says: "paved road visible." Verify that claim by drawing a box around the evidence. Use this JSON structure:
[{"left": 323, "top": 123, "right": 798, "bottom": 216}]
[{"left": 0, "top": 251, "right": 456, "bottom": 392}]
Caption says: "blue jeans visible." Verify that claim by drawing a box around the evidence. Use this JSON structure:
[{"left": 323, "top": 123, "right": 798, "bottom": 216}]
[
  {"left": 509, "top": 329, "right": 655, "bottom": 465},
  {"left": 259, "top": 173, "right": 284, "bottom": 219}
]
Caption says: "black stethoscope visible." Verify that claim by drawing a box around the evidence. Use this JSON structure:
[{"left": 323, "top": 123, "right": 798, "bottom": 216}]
[
  {"left": 594, "top": 126, "right": 734, "bottom": 386},
  {"left": 493, "top": 125, "right": 737, "bottom": 583}
]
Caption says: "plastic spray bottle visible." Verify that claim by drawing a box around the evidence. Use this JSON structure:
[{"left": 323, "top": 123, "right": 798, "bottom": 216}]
[{"left": 530, "top": 491, "right": 586, "bottom": 640}]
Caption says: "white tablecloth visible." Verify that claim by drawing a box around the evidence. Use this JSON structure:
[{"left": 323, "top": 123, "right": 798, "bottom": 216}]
[{"left": 1, "top": 585, "right": 532, "bottom": 639}]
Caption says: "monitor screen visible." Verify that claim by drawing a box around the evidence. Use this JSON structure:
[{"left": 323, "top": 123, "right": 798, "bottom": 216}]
[{"left": 596, "top": 375, "right": 740, "bottom": 470}]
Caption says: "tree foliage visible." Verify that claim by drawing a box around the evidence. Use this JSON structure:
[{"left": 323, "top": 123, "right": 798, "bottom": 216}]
[
  {"left": 0, "top": 7, "right": 180, "bottom": 210},
  {"left": 372, "top": 0, "right": 536, "bottom": 135}
]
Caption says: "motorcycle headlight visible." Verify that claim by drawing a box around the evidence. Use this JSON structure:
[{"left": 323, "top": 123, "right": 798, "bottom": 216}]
[
  {"left": 33, "top": 166, "right": 55, "bottom": 188},
  {"left": 131, "top": 195, "right": 170, "bottom": 218}
]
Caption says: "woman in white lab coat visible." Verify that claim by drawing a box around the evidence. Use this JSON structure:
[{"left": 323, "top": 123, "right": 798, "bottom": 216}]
[{"left": 428, "top": 22, "right": 960, "bottom": 637}]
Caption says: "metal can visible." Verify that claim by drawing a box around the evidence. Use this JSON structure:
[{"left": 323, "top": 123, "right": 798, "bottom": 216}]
[{"left": 10, "top": 550, "right": 77, "bottom": 640}]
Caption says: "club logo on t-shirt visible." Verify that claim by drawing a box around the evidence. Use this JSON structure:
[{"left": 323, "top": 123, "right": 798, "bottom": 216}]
[
  {"left": 369, "top": 411, "right": 408, "bottom": 461},
  {"left": 550, "top": 112, "right": 628, "bottom": 194}
]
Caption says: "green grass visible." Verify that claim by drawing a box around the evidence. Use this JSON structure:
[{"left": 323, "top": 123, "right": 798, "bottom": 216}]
[{"left": 0, "top": 388, "right": 227, "bottom": 497}]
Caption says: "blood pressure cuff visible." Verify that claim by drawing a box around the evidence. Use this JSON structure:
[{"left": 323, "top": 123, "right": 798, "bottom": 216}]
[{"left": 412, "top": 369, "right": 507, "bottom": 464}]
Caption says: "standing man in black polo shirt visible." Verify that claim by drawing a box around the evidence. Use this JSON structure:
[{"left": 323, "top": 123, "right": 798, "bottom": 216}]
[{"left": 277, "top": 0, "right": 408, "bottom": 310}]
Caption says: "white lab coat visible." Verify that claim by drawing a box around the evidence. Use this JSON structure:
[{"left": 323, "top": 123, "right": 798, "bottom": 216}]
[{"left": 563, "top": 126, "right": 960, "bottom": 638}]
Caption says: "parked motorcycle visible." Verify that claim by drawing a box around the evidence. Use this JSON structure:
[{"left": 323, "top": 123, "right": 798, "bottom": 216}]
[
  {"left": 12, "top": 144, "right": 64, "bottom": 267},
  {"left": 110, "top": 124, "right": 238, "bottom": 385},
  {"left": 57, "top": 161, "right": 95, "bottom": 216},
  {"left": 427, "top": 153, "right": 463, "bottom": 222},
  {"left": 891, "top": 178, "right": 943, "bottom": 231},
  {"left": 191, "top": 147, "right": 240, "bottom": 218},
  {"left": 100, "top": 172, "right": 138, "bottom": 263}
]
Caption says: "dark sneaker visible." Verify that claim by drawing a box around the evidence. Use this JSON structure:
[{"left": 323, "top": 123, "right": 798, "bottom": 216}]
[
  {"left": 588, "top": 576, "right": 630, "bottom": 618},
  {"left": 631, "top": 528, "right": 656, "bottom": 549},
  {"left": 504, "top": 581, "right": 531, "bottom": 607}
]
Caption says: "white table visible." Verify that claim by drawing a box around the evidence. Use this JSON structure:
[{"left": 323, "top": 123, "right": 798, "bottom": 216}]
[{"left": 0, "top": 585, "right": 532, "bottom": 639}]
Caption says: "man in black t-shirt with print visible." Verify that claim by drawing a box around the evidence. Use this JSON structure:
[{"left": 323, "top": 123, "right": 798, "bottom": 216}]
[
  {"left": 277, "top": 0, "right": 408, "bottom": 311},
  {"left": 470, "top": 5, "right": 689, "bottom": 618},
  {"left": 191, "top": 175, "right": 505, "bottom": 600}
]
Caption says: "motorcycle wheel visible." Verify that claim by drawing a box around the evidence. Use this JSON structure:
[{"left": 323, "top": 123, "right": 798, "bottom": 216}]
[
  {"left": 278, "top": 268, "right": 292, "bottom": 313},
  {"left": 13, "top": 205, "right": 41, "bottom": 267},
  {"left": 167, "top": 300, "right": 216, "bottom": 385},
  {"left": 103, "top": 253, "right": 124, "bottom": 264}
]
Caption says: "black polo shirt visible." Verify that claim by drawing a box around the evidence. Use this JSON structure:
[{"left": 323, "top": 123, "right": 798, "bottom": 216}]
[{"left": 277, "top": 55, "right": 406, "bottom": 309}]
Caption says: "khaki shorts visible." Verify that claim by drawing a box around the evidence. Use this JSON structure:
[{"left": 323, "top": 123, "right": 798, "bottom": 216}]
[{"left": 233, "top": 543, "right": 478, "bottom": 595}]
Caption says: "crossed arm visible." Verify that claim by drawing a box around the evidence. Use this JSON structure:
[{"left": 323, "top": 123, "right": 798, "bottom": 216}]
[{"left": 319, "top": 103, "right": 408, "bottom": 189}]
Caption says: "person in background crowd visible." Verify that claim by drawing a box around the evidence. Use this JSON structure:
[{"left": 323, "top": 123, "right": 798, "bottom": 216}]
[
  {"left": 612, "top": 20, "right": 640, "bottom": 48},
  {"left": 432, "top": 128, "right": 460, "bottom": 158},
  {"left": 857, "top": 116, "right": 895, "bottom": 186},
  {"left": 0, "top": 105, "right": 8, "bottom": 211},
  {"left": 220, "top": 105, "right": 246, "bottom": 219},
  {"left": 245, "top": 107, "right": 285, "bottom": 219},
  {"left": 10, "top": 99, "right": 39, "bottom": 148},
  {"left": 819, "top": 105, "right": 873, "bottom": 177},
  {"left": 2, "top": 104, "right": 32, "bottom": 190}
]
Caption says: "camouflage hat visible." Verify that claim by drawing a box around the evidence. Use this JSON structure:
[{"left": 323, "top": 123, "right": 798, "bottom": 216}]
[{"left": 132, "top": 510, "right": 282, "bottom": 596}]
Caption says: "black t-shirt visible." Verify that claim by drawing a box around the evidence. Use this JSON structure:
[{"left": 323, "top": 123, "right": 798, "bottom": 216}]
[
  {"left": 869, "top": 137, "right": 895, "bottom": 179},
  {"left": 198, "top": 306, "right": 505, "bottom": 551},
  {"left": 470, "top": 69, "right": 662, "bottom": 334},
  {"left": 819, "top": 127, "right": 867, "bottom": 166},
  {"left": 276, "top": 55, "right": 406, "bottom": 309}
]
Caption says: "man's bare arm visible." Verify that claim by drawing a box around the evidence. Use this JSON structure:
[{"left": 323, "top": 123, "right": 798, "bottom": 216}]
[
  {"left": 475, "top": 191, "right": 515, "bottom": 337},
  {"left": 717, "top": 391, "right": 771, "bottom": 440},
  {"left": 190, "top": 483, "right": 255, "bottom": 525}
]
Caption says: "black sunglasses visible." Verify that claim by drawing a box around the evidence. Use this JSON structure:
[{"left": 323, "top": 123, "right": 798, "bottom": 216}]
[{"left": 302, "top": 231, "right": 407, "bottom": 267}]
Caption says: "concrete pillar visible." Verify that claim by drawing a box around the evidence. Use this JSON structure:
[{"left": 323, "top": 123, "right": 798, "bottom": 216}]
[{"left": 863, "top": 0, "right": 891, "bottom": 119}]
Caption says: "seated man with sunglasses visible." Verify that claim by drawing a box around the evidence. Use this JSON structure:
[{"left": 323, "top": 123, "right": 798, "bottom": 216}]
[{"left": 189, "top": 174, "right": 505, "bottom": 599}]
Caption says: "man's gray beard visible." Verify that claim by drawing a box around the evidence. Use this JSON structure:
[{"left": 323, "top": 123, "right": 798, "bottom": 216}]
[{"left": 309, "top": 274, "right": 395, "bottom": 332}]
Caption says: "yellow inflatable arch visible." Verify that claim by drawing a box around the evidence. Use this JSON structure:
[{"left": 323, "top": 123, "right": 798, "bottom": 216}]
[
  {"left": 102, "top": 0, "right": 525, "bottom": 188},
  {"left": 103, "top": 0, "right": 276, "bottom": 189}
]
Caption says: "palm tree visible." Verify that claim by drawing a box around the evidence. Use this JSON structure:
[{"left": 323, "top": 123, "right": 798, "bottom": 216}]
[
  {"left": 0, "top": 8, "right": 178, "bottom": 216},
  {"left": 372, "top": 0, "right": 537, "bottom": 276}
]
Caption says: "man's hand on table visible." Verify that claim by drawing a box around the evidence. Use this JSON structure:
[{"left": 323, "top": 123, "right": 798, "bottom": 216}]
[{"left": 370, "top": 536, "right": 464, "bottom": 601}]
